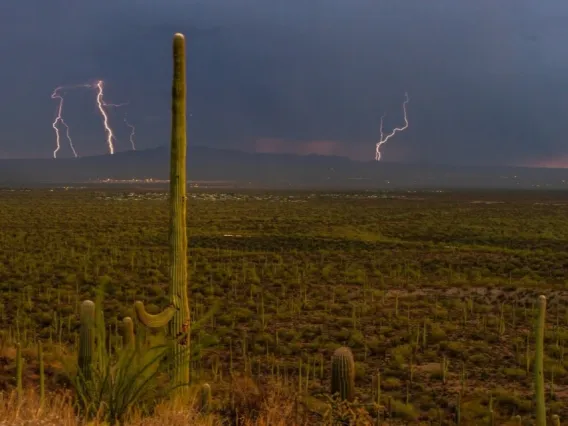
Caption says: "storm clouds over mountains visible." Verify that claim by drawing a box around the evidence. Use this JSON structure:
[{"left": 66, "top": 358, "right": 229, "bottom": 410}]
[{"left": 1, "top": 1, "right": 568, "bottom": 167}]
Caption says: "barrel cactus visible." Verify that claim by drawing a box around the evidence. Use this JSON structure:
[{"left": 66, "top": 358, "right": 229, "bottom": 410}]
[{"left": 331, "top": 346, "right": 355, "bottom": 401}]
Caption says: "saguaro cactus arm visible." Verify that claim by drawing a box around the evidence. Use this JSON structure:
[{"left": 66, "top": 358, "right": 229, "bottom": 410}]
[
  {"left": 122, "top": 316, "right": 136, "bottom": 347},
  {"left": 134, "top": 301, "right": 177, "bottom": 329}
]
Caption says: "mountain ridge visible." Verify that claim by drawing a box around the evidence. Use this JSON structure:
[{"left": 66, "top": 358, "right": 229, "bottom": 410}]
[{"left": 1, "top": 145, "right": 567, "bottom": 189}]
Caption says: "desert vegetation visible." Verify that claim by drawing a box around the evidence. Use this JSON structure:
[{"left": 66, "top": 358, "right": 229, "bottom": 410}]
[
  {"left": 1, "top": 32, "right": 568, "bottom": 425},
  {"left": 1, "top": 186, "right": 568, "bottom": 424}
]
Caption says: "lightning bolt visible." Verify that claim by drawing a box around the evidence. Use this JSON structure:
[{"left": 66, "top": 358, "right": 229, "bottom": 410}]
[
  {"left": 51, "top": 87, "right": 78, "bottom": 159},
  {"left": 375, "top": 92, "right": 410, "bottom": 161},
  {"left": 124, "top": 114, "right": 136, "bottom": 151},
  {"left": 94, "top": 80, "right": 117, "bottom": 155},
  {"left": 51, "top": 80, "right": 134, "bottom": 157}
]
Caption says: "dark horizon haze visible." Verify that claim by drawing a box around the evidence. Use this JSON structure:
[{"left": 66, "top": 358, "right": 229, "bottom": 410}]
[{"left": 1, "top": 0, "right": 568, "bottom": 167}]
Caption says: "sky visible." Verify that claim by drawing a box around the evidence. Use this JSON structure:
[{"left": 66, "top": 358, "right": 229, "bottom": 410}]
[{"left": 1, "top": 0, "right": 568, "bottom": 166}]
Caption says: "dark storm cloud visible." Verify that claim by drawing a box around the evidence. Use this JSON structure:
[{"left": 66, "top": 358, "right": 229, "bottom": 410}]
[{"left": 1, "top": 0, "right": 568, "bottom": 165}]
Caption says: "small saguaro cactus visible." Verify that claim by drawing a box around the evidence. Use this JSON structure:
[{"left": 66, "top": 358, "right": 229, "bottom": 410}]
[
  {"left": 331, "top": 346, "right": 355, "bottom": 402},
  {"left": 133, "top": 32, "right": 190, "bottom": 395},
  {"left": 122, "top": 317, "right": 135, "bottom": 348},
  {"left": 16, "top": 342, "right": 23, "bottom": 402},
  {"left": 534, "top": 295, "right": 546, "bottom": 426},
  {"left": 551, "top": 415, "right": 560, "bottom": 426},
  {"left": 201, "top": 383, "right": 212, "bottom": 414},
  {"left": 79, "top": 300, "right": 96, "bottom": 382},
  {"left": 38, "top": 341, "right": 45, "bottom": 407}
]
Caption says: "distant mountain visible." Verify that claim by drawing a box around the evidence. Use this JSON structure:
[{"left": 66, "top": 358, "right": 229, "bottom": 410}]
[{"left": 1, "top": 145, "right": 568, "bottom": 189}]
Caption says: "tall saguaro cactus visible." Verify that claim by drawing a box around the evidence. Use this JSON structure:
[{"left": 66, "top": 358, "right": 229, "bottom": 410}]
[
  {"left": 79, "top": 300, "right": 96, "bottom": 382},
  {"left": 134, "top": 32, "right": 190, "bottom": 394},
  {"left": 534, "top": 295, "right": 546, "bottom": 426}
]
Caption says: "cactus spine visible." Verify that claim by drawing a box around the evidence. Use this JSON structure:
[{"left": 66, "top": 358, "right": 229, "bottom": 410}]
[
  {"left": 331, "top": 346, "right": 355, "bottom": 401},
  {"left": 79, "top": 300, "right": 96, "bottom": 382},
  {"left": 134, "top": 32, "right": 190, "bottom": 394},
  {"left": 535, "top": 295, "right": 546, "bottom": 426}
]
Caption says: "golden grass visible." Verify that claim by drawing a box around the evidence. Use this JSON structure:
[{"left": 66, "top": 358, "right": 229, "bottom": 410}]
[
  {"left": 0, "top": 341, "right": 306, "bottom": 425},
  {"left": 0, "top": 383, "right": 300, "bottom": 426}
]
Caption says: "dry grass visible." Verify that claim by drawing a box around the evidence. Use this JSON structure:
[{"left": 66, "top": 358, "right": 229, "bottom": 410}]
[
  {"left": 0, "top": 382, "right": 304, "bottom": 426},
  {"left": 0, "top": 389, "right": 78, "bottom": 426},
  {"left": 0, "top": 341, "right": 312, "bottom": 426}
]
